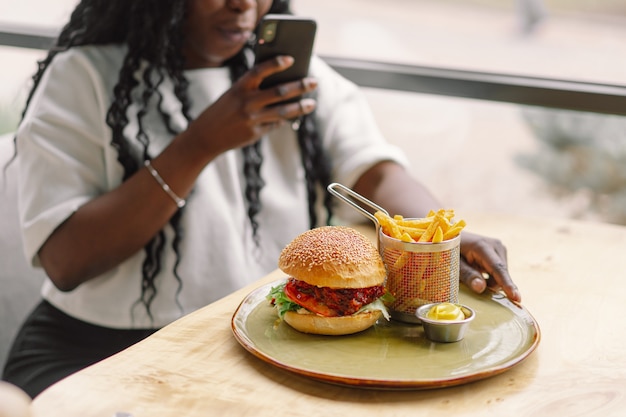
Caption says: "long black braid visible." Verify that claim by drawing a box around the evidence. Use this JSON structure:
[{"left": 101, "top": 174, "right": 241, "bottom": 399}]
[{"left": 16, "top": 0, "right": 333, "bottom": 320}]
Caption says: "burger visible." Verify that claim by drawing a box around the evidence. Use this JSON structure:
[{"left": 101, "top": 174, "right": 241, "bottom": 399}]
[{"left": 268, "top": 226, "right": 391, "bottom": 335}]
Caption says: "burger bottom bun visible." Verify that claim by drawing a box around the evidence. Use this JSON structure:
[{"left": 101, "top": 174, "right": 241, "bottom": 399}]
[{"left": 283, "top": 310, "right": 382, "bottom": 336}]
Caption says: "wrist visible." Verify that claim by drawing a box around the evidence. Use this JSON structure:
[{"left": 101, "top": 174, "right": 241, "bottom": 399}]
[{"left": 178, "top": 119, "right": 228, "bottom": 165}]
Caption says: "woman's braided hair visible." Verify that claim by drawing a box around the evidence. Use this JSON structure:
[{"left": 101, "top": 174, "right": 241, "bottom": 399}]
[{"left": 19, "top": 0, "right": 334, "bottom": 320}]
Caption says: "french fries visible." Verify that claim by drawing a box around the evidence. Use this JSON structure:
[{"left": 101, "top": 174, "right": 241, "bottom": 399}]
[{"left": 375, "top": 209, "right": 466, "bottom": 243}]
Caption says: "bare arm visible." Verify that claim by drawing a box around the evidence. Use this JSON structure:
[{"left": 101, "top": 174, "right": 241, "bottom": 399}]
[
  {"left": 353, "top": 161, "right": 521, "bottom": 302},
  {"left": 38, "top": 56, "right": 318, "bottom": 291},
  {"left": 38, "top": 134, "right": 205, "bottom": 291},
  {"left": 352, "top": 161, "right": 441, "bottom": 219}
]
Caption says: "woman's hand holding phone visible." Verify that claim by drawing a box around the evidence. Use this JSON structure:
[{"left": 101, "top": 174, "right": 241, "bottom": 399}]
[
  {"left": 185, "top": 55, "right": 317, "bottom": 161},
  {"left": 250, "top": 55, "right": 318, "bottom": 115}
]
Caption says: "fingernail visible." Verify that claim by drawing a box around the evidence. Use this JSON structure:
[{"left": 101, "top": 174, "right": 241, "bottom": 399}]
[
  {"left": 276, "top": 85, "right": 289, "bottom": 97},
  {"left": 277, "top": 55, "right": 294, "bottom": 66},
  {"left": 471, "top": 277, "right": 486, "bottom": 293},
  {"left": 300, "top": 98, "right": 316, "bottom": 113},
  {"left": 303, "top": 77, "right": 318, "bottom": 90}
]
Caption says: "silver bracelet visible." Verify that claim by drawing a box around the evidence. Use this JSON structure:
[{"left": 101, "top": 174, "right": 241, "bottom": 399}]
[{"left": 144, "top": 160, "right": 186, "bottom": 208}]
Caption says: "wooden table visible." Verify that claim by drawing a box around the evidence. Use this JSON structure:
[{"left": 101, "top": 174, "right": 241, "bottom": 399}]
[{"left": 31, "top": 213, "right": 626, "bottom": 417}]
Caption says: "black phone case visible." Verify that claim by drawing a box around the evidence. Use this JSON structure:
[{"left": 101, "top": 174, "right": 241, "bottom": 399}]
[{"left": 254, "top": 15, "right": 317, "bottom": 90}]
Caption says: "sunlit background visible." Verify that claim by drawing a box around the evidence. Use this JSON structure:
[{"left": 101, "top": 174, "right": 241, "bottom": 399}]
[{"left": 1, "top": 0, "right": 626, "bottom": 223}]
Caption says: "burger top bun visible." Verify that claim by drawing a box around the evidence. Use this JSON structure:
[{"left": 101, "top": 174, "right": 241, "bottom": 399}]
[
  {"left": 283, "top": 310, "right": 382, "bottom": 336},
  {"left": 278, "top": 226, "right": 386, "bottom": 289}
]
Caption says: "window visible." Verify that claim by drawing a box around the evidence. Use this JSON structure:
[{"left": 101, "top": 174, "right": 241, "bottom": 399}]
[
  {"left": 296, "top": 0, "right": 626, "bottom": 85},
  {"left": 2, "top": 0, "right": 625, "bottom": 223}
]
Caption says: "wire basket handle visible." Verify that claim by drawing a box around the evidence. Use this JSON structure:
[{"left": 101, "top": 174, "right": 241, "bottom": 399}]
[{"left": 327, "top": 182, "right": 389, "bottom": 229}]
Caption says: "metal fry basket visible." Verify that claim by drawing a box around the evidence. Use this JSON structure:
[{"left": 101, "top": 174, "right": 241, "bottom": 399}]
[
  {"left": 380, "top": 231, "right": 460, "bottom": 323},
  {"left": 327, "top": 183, "right": 461, "bottom": 324}
]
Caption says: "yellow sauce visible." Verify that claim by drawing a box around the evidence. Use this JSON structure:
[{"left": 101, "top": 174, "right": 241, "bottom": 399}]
[{"left": 426, "top": 303, "right": 465, "bottom": 321}]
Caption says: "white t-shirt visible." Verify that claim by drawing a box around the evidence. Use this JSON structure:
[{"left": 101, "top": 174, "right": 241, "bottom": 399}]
[{"left": 17, "top": 45, "right": 409, "bottom": 328}]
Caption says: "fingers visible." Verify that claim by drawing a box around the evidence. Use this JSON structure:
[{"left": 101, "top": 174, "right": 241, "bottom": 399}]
[
  {"left": 266, "top": 77, "right": 318, "bottom": 107},
  {"left": 236, "top": 92, "right": 316, "bottom": 140},
  {"left": 254, "top": 120, "right": 286, "bottom": 137},
  {"left": 245, "top": 54, "right": 318, "bottom": 105},
  {"left": 230, "top": 56, "right": 318, "bottom": 136},
  {"left": 239, "top": 75, "right": 317, "bottom": 118},
  {"left": 248, "top": 96, "right": 315, "bottom": 136},
  {"left": 461, "top": 257, "right": 521, "bottom": 302},
  {"left": 460, "top": 232, "right": 522, "bottom": 302},
  {"left": 247, "top": 55, "right": 295, "bottom": 89},
  {"left": 257, "top": 97, "right": 317, "bottom": 123},
  {"left": 459, "top": 261, "right": 487, "bottom": 294},
  {"left": 483, "top": 257, "right": 521, "bottom": 303}
]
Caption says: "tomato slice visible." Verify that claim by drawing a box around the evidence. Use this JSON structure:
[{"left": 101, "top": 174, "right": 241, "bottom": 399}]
[{"left": 284, "top": 279, "right": 338, "bottom": 317}]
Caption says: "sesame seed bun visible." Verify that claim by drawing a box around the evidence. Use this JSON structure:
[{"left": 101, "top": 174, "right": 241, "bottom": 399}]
[
  {"left": 283, "top": 310, "right": 382, "bottom": 335},
  {"left": 278, "top": 226, "right": 386, "bottom": 289}
]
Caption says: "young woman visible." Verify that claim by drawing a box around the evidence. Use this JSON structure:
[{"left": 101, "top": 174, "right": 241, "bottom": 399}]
[{"left": 2, "top": 0, "right": 520, "bottom": 397}]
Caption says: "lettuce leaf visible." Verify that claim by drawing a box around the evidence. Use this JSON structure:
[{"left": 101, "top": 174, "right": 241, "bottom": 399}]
[
  {"left": 267, "top": 283, "right": 301, "bottom": 319},
  {"left": 358, "top": 298, "right": 391, "bottom": 321}
]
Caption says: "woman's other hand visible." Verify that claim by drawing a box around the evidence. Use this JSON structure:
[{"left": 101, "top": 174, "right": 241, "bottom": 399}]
[{"left": 459, "top": 231, "right": 521, "bottom": 302}]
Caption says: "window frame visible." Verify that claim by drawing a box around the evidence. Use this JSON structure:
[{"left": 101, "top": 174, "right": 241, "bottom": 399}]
[{"left": 2, "top": 22, "right": 626, "bottom": 116}]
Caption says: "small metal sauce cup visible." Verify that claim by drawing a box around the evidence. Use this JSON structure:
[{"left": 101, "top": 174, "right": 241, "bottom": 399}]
[{"left": 415, "top": 303, "right": 475, "bottom": 343}]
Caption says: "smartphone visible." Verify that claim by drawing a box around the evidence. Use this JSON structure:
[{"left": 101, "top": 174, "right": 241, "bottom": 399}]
[{"left": 254, "top": 14, "right": 317, "bottom": 90}]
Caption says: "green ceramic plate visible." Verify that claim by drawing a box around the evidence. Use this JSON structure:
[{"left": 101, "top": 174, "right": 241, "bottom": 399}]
[{"left": 231, "top": 280, "right": 540, "bottom": 390}]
